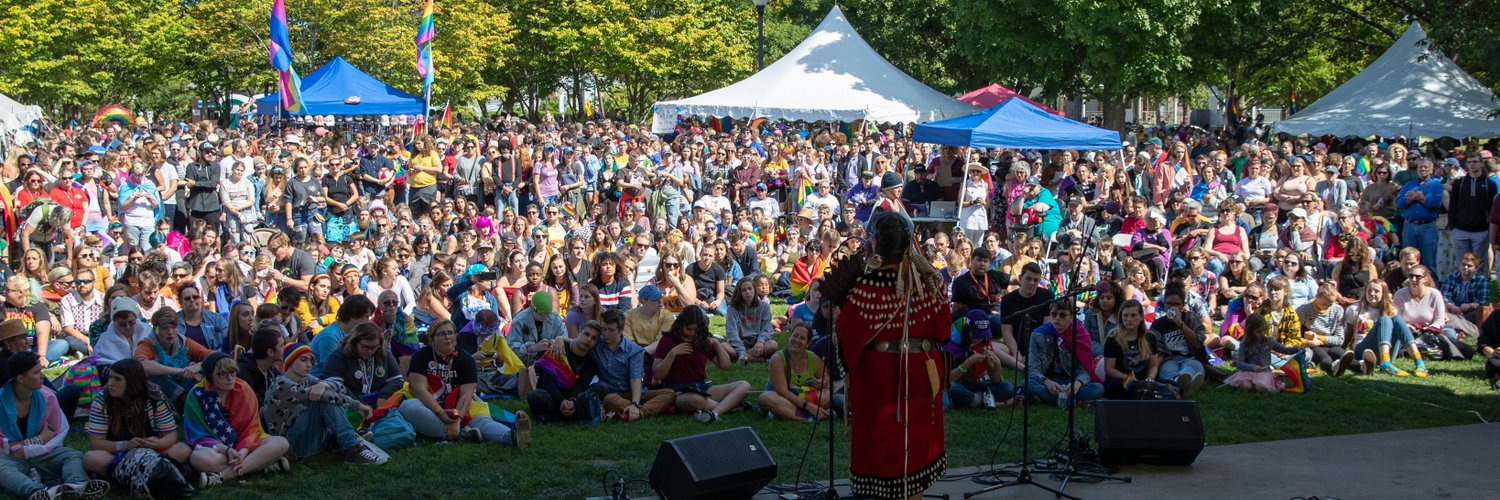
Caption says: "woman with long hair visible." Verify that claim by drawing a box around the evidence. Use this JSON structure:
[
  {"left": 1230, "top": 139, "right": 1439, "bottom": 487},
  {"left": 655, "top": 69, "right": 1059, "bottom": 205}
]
[
  {"left": 1259, "top": 276, "right": 1304, "bottom": 365},
  {"left": 1083, "top": 282, "right": 1123, "bottom": 357},
  {"left": 209, "top": 259, "right": 249, "bottom": 314},
  {"left": 1331, "top": 236, "right": 1377, "bottom": 307},
  {"left": 414, "top": 271, "right": 453, "bottom": 330},
  {"left": 564, "top": 284, "right": 601, "bottom": 339},
  {"left": 495, "top": 249, "right": 529, "bottom": 313},
  {"left": 82, "top": 358, "right": 194, "bottom": 478},
  {"left": 725, "top": 279, "right": 776, "bottom": 362},
  {"left": 1218, "top": 250, "right": 1255, "bottom": 314},
  {"left": 1102, "top": 300, "right": 1159, "bottom": 399},
  {"left": 1268, "top": 251, "right": 1317, "bottom": 309},
  {"left": 322, "top": 322, "right": 404, "bottom": 401},
  {"left": 1121, "top": 259, "right": 1156, "bottom": 322},
  {"left": 294, "top": 275, "right": 341, "bottom": 337},
  {"left": 651, "top": 254, "right": 696, "bottom": 314},
  {"left": 365, "top": 257, "right": 416, "bottom": 316},
  {"left": 225, "top": 301, "right": 256, "bottom": 355},
  {"left": 544, "top": 253, "right": 575, "bottom": 314},
  {"left": 1347, "top": 280, "right": 1426, "bottom": 377},
  {"left": 261, "top": 165, "right": 290, "bottom": 232},
  {"left": 651, "top": 306, "right": 751, "bottom": 423}
]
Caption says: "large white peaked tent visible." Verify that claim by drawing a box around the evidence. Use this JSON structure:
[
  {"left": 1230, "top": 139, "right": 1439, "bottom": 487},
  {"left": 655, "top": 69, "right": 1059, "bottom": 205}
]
[
  {"left": 0, "top": 93, "right": 43, "bottom": 146},
  {"left": 653, "top": 5, "right": 977, "bottom": 129},
  {"left": 1274, "top": 23, "right": 1500, "bottom": 138}
]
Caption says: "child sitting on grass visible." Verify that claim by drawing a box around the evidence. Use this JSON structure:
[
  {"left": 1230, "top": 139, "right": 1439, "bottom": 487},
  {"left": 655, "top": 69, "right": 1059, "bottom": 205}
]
[{"left": 1225, "top": 314, "right": 1301, "bottom": 393}]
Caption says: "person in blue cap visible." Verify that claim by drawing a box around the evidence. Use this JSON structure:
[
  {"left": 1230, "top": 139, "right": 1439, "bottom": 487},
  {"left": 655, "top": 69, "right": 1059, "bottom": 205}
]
[{"left": 945, "top": 309, "right": 1014, "bottom": 410}]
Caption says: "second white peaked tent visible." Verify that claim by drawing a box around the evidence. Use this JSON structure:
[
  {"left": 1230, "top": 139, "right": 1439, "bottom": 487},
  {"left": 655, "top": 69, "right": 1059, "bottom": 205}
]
[
  {"left": 653, "top": 5, "right": 977, "bottom": 128},
  {"left": 1273, "top": 23, "right": 1500, "bottom": 138}
]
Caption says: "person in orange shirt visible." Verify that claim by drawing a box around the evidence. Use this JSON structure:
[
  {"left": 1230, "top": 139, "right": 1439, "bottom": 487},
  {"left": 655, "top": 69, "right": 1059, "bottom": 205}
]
[{"left": 135, "top": 309, "right": 213, "bottom": 411}]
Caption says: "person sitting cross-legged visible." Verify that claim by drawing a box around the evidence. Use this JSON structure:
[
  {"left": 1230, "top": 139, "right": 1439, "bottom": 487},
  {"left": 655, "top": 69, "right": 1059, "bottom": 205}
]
[
  {"left": 398, "top": 319, "right": 532, "bottom": 446},
  {"left": 652, "top": 306, "right": 751, "bottom": 423},
  {"left": 944, "top": 310, "right": 1016, "bottom": 410},
  {"left": 184, "top": 352, "right": 292, "bottom": 489},
  {"left": 1026, "top": 301, "right": 1103, "bottom": 407},
  {"left": 757, "top": 324, "right": 833, "bottom": 421},
  {"left": 82, "top": 359, "right": 194, "bottom": 496},
  {"left": 261, "top": 343, "right": 383, "bottom": 464},
  {"left": 136, "top": 309, "right": 212, "bottom": 412},
  {"left": 0, "top": 353, "right": 111, "bottom": 500}
]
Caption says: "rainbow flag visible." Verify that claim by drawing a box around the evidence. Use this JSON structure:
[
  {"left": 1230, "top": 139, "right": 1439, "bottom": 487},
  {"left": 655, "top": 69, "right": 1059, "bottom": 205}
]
[
  {"left": 268, "top": 0, "right": 303, "bottom": 113},
  {"left": 1280, "top": 351, "right": 1310, "bottom": 393},
  {"left": 718, "top": 116, "right": 733, "bottom": 133},
  {"left": 1354, "top": 155, "right": 1370, "bottom": 175},
  {"left": 1366, "top": 216, "right": 1395, "bottom": 235},
  {"left": 788, "top": 256, "right": 827, "bottom": 303},
  {"left": 415, "top": 0, "right": 436, "bottom": 109},
  {"left": 91, "top": 105, "right": 135, "bottom": 128},
  {"left": 749, "top": 117, "right": 766, "bottom": 133},
  {"left": 441, "top": 100, "right": 452, "bottom": 128},
  {"left": 706, "top": 116, "right": 722, "bottom": 134},
  {"left": 559, "top": 201, "right": 577, "bottom": 219}
]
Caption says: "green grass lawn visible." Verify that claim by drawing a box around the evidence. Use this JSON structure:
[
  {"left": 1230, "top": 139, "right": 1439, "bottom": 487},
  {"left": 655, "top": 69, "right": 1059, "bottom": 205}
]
[{"left": 77, "top": 305, "right": 1499, "bottom": 499}]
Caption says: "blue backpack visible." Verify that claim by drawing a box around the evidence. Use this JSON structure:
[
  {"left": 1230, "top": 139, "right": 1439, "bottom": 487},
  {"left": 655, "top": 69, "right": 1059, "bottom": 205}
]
[{"left": 369, "top": 410, "right": 417, "bottom": 450}]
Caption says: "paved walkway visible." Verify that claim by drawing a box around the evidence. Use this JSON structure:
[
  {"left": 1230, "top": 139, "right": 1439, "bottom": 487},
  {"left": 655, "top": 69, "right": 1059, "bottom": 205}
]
[{"left": 747, "top": 423, "right": 1497, "bottom": 499}]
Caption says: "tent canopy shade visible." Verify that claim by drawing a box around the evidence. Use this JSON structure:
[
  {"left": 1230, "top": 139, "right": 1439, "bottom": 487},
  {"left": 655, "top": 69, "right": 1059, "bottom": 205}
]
[
  {"left": 1273, "top": 23, "right": 1500, "bottom": 139},
  {"left": 957, "top": 84, "right": 1062, "bottom": 116},
  {"left": 653, "top": 6, "right": 977, "bottom": 126},
  {"left": 256, "top": 57, "right": 424, "bottom": 117},
  {"left": 912, "top": 97, "right": 1122, "bottom": 150}
]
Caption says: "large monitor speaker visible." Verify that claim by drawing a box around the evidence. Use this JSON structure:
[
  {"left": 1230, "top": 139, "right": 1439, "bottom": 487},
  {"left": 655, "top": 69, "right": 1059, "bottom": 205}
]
[
  {"left": 649, "top": 426, "right": 778, "bottom": 499},
  {"left": 1094, "top": 400, "right": 1205, "bottom": 466}
]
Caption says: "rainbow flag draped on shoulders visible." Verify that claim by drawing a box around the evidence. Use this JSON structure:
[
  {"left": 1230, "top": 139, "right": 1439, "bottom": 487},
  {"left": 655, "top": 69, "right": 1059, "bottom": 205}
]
[
  {"left": 788, "top": 256, "right": 827, "bottom": 303},
  {"left": 184, "top": 379, "right": 268, "bottom": 450},
  {"left": 268, "top": 0, "right": 303, "bottom": 113}
]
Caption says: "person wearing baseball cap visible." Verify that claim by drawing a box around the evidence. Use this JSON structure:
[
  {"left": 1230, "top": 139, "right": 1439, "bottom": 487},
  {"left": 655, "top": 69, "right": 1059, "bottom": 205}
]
[
  {"left": 847, "top": 169, "right": 881, "bottom": 222},
  {"left": 944, "top": 309, "right": 1012, "bottom": 409},
  {"left": 509, "top": 291, "right": 565, "bottom": 366},
  {"left": 624, "top": 285, "right": 672, "bottom": 355},
  {"left": 1016, "top": 172, "right": 1063, "bottom": 239}
]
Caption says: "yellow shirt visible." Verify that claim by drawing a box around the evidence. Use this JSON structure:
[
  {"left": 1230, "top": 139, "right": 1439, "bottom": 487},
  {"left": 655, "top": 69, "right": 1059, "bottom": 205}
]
[
  {"left": 409, "top": 151, "right": 440, "bottom": 189},
  {"left": 624, "top": 307, "right": 674, "bottom": 347}
]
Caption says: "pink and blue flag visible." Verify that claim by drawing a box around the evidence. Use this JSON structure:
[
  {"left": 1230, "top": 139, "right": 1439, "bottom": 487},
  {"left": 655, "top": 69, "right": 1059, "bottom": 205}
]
[
  {"left": 268, "top": 0, "right": 303, "bottom": 113},
  {"left": 415, "top": 0, "right": 436, "bottom": 108}
]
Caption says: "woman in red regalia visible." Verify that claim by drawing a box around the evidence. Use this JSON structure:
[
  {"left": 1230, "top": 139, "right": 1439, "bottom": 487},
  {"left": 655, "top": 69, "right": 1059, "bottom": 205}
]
[{"left": 826, "top": 211, "right": 948, "bottom": 499}]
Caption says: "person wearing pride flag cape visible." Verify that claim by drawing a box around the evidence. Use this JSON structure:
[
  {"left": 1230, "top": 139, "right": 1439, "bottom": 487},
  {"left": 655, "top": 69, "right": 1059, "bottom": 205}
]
[{"left": 184, "top": 352, "right": 290, "bottom": 489}]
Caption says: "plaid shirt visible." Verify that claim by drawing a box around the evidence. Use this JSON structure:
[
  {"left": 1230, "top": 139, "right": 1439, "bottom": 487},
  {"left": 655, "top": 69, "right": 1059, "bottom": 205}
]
[{"left": 1440, "top": 271, "right": 1490, "bottom": 306}]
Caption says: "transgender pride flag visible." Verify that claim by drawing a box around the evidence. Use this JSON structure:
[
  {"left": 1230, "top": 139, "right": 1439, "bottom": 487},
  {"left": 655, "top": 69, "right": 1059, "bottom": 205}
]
[
  {"left": 415, "top": 0, "right": 436, "bottom": 110},
  {"left": 268, "top": 0, "right": 303, "bottom": 113}
]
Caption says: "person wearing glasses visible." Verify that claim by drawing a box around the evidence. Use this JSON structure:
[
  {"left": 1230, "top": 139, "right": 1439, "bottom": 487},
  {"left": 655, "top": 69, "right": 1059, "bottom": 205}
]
[
  {"left": 183, "top": 142, "right": 224, "bottom": 231},
  {"left": 398, "top": 319, "right": 532, "bottom": 447},
  {"left": 176, "top": 282, "right": 229, "bottom": 354},
  {"left": 1395, "top": 265, "right": 1458, "bottom": 344}
]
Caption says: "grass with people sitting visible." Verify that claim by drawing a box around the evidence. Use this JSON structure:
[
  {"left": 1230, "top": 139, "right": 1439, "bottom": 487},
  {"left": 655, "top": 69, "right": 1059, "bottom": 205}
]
[{"left": 70, "top": 304, "right": 1498, "bottom": 499}]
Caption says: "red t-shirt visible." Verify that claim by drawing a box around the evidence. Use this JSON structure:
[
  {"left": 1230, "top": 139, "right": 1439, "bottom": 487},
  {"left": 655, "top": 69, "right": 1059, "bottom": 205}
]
[
  {"left": 653, "top": 334, "right": 708, "bottom": 385},
  {"left": 50, "top": 184, "right": 89, "bottom": 229}
]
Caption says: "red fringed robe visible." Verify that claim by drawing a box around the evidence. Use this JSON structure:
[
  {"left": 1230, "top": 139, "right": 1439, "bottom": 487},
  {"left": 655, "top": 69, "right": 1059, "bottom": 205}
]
[{"left": 837, "top": 268, "right": 947, "bottom": 498}]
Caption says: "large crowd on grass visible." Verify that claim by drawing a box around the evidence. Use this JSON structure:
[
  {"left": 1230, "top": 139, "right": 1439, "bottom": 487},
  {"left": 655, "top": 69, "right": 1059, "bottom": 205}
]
[{"left": 0, "top": 112, "right": 1496, "bottom": 498}]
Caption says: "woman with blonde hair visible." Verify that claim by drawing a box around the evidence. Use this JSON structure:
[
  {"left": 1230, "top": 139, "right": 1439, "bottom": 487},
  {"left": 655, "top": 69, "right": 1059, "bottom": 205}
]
[{"left": 1346, "top": 280, "right": 1425, "bottom": 377}]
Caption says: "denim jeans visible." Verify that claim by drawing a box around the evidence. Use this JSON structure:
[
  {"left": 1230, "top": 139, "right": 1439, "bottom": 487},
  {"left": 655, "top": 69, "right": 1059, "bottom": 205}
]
[
  {"left": 150, "top": 375, "right": 191, "bottom": 412},
  {"left": 0, "top": 448, "right": 87, "bottom": 497},
  {"left": 664, "top": 195, "right": 687, "bottom": 228},
  {"left": 494, "top": 189, "right": 518, "bottom": 215},
  {"left": 1158, "top": 356, "right": 1205, "bottom": 382},
  {"left": 1025, "top": 376, "right": 1103, "bottom": 404},
  {"left": 291, "top": 208, "right": 323, "bottom": 243},
  {"left": 125, "top": 224, "right": 154, "bottom": 250},
  {"left": 287, "top": 400, "right": 361, "bottom": 457},
  {"left": 43, "top": 339, "right": 72, "bottom": 363},
  {"left": 397, "top": 399, "right": 514, "bottom": 445},
  {"left": 1401, "top": 220, "right": 1439, "bottom": 272},
  {"left": 949, "top": 378, "right": 1015, "bottom": 408}
]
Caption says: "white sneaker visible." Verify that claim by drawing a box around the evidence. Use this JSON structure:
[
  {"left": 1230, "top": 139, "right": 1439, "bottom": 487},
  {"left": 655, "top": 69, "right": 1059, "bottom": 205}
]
[
  {"left": 981, "top": 391, "right": 997, "bottom": 409},
  {"left": 198, "top": 472, "right": 223, "bottom": 489}
]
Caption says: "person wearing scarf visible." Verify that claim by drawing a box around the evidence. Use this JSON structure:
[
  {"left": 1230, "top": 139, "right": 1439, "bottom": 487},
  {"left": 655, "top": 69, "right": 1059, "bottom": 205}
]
[
  {"left": 184, "top": 352, "right": 290, "bottom": 488},
  {"left": 1025, "top": 300, "right": 1103, "bottom": 407},
  {"left": 136, "top": 309, "right": 212, "bottom": 410},
  {"left": 0, "top": 352, "right": 109, "bottom": 499}
]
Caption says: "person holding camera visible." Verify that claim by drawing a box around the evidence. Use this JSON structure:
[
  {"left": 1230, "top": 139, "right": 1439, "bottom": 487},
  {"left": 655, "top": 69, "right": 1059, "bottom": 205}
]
[{"left": 1151, "top": 285, "right": 1210, "bottom": 397}]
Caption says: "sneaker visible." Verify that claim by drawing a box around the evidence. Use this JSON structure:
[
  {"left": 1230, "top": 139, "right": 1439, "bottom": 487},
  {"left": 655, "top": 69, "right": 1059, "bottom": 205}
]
[
  {"left": 693, "top": 409, "right": 719, "bottom": 423},
  {"left": 263, "top": 457, "right": 291, "bottom": 474},
  {"left": 1361, "top": 350, "right": 1377, "bottom": 376},
  {"left": 44, "top": 486, "right": 66, "bottom": 500},
  {"left": 198, "top": 472, "right": 223, "bottom": 489},
  {"left": 66, "top": 480, "right": 110, "bottom": 499},
  {"left": 1332, "top": 351, "right": 1354, "bottom": 377},
  {"left": 981, "top": 391, "right": 997, "bottom": 410},
  {"left": 1413, "top": 365, "right": 1429, "bottom": 377},
  {"left": 459, "top": 426, "right": 483, "bottom": 443},
  {"left": 344, "top": 444, "right": 386, "bottom": 465},
  {"left": 511, "top": 411, "right": 533, "bottom": 448},
  {"left": 27, "top": 489, "right": 47, "bottom": 500},
  {"left": 1188, "top": 372, "right": 1206, "bottom": 397},
  {"left": 1379, "top": 363, "right": 1410, "bottom": 377},
  {"left": 1176, "top": 373, "right": 1192, "bottom": 392}
]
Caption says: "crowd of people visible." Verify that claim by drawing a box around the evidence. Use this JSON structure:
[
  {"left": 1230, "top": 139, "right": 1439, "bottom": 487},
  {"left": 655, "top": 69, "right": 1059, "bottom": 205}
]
[{"left": 0, "top": 112, "right": 1497, "bottom": 498}]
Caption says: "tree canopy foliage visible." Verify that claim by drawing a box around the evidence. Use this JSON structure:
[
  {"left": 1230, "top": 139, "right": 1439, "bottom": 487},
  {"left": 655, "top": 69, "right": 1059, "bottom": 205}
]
[{"left": 1, "top": 0, "right": 1497, "bottom": 125}]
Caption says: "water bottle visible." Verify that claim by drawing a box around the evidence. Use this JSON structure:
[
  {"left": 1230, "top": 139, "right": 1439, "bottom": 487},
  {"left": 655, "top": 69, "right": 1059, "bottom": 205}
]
[{"left": 1057, "top": 390, "right": 1070, "bottom": 409}]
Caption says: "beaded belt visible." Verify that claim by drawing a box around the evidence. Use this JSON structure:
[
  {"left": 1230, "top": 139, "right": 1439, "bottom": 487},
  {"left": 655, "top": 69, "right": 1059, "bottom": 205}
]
[{"left": 865, "top": 339, "right": 942, "bottom": 352}]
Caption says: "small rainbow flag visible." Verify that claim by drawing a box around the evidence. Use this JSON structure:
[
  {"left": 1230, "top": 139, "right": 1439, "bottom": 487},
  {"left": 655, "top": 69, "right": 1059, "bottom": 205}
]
[
  {"left": 559, "top": 201, "right": 577, "bottom": 219},
  {"left": 1280, "top": 351, "right": 1310, "bottom": 393},
  {"left": 1354, "top": 155, "right": 1370, "bottom": 176},
  {"left": 91, "top": 105, "right": 134, "bottom": 128},
  {"left": 1366, "top": 216, "right": 1395, "bottom": 235},
  {"left": 415, "top": 0, "right": 436, "bottom": 109},
  {"left": 441, "top": 100, "right": 452, "bottom": 128},
  {"left": 268, "top": 0, "right": 303, "bottom": 113}
]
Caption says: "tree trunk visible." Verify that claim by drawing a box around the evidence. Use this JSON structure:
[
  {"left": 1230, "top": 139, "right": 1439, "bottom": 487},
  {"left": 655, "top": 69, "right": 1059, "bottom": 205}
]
[{"left": 1100, "top": 97, "right": 1128, "bottom": 135}]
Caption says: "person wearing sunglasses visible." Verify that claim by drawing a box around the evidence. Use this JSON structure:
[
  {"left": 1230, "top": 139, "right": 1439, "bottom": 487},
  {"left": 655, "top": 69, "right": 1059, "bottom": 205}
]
[{"left": 1026, "top": 300, "right": 1103, "bottom": 407}]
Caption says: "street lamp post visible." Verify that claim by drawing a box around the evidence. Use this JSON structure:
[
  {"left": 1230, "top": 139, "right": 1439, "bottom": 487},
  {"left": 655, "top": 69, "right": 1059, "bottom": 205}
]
[{"left": 753, "top": 0, "right": 768, "bottom": 70}]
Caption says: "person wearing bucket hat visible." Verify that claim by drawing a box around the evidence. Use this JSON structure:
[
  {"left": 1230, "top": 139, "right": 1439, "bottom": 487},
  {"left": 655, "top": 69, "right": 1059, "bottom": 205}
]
[
  {"left": 261, "top": 342, "right": 383, "bottom": 464},
  {"left": 0, "top": 320, "right": 29, "bottom": 377},
  {"left": 873, "top": 171, "right": 906, "bottom": 215},
  {"left": 0, "top": 350, "right": 112, "bottom": 499},
  {"left": 944, "top": 308, "right": 1014, "bottom": 410}
]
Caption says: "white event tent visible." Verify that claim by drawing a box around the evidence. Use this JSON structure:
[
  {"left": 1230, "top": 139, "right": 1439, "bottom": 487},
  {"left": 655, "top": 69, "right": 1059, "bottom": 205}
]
[
  {"left": 1273, "top": 23, "right": 1500, "bottom": 138},
  {"left": 652, "top": 5, "right": 977, "bottom": 132},
  {"left": 0, "top": 93, "right": 43, "bottom": 146}
]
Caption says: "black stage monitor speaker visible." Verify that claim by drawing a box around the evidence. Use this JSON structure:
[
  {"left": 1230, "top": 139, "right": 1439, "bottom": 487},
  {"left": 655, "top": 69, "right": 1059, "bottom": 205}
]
[
  {"left": 1094, "top": 400, "right": 1205, "bottom": 466},
  {"left": 649, "top": 426, "right": 778, "bottom": 499}
]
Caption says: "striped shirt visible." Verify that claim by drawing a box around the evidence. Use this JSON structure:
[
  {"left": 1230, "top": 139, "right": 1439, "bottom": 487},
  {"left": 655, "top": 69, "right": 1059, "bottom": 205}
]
[
  {"left": 87, "top": 398, "right": 177, "bottom": 440},
  {"left": 593, "top": 279, "right": 635, "bottom": 311}
]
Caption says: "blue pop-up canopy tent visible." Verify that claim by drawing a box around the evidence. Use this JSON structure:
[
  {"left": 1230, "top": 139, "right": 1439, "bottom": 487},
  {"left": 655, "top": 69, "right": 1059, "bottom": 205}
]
[
  {"left": 913, "top": 97, "right": 1121, "bottom": 150},
  {"left": 256, "top": 57, "right": 424, "bottom": 116}
]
